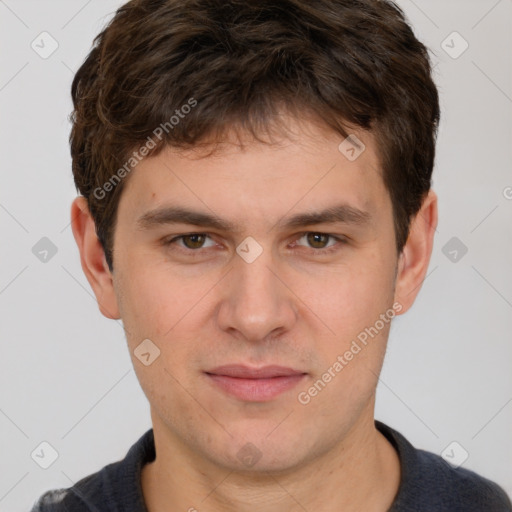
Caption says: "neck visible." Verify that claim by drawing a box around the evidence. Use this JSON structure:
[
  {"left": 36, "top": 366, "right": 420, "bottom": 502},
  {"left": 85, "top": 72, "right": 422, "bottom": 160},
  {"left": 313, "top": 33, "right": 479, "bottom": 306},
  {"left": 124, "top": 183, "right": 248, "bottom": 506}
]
[{"left": 141, "top": 404, "right": 401, "bottom": 512}]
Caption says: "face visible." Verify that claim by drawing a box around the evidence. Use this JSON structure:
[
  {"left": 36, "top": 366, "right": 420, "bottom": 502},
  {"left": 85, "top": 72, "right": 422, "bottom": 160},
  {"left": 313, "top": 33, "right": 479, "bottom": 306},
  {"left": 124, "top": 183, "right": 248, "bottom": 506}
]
[{"left": 83, "top": 117, "right": 420, "bottom": 473}]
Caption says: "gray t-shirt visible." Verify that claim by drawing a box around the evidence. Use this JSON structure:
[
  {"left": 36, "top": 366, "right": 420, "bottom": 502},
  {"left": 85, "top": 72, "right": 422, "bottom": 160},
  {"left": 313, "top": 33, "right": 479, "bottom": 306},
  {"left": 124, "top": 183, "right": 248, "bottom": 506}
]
[{"left": 30, "top": 420, "right": 512, "bottom": 511}]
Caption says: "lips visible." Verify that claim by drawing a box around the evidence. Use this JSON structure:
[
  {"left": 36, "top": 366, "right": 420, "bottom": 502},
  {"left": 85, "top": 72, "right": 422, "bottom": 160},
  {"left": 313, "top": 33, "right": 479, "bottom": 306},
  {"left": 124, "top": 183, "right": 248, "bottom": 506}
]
[
  {"left": 205, "top": 365, "right": 307, "bottom": 402},
  {"left": 206, "top": 364, "right": 305, "bottom": 379}
]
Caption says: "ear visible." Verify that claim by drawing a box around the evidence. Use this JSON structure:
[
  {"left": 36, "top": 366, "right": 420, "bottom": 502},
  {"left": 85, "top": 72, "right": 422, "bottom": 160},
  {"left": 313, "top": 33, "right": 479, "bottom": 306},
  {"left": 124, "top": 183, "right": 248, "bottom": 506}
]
[
  {"left": 70, "top": 196, "right": 121, "bottom": 320},
  {"left": 394, "top": 189, "right": 438, "bottom": 314}
]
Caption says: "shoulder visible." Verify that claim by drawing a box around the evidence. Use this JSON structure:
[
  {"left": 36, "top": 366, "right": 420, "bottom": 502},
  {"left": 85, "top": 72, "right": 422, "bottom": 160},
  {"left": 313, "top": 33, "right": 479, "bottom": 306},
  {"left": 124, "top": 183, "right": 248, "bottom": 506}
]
[
  {"left": 30, "top": 489, "right": 69, "bottom": 512},
  {"left": 414, "top": 448, "right": 512, "bottom": 510},
  {"left": 30, "top": 429, "right": 155, "bottom": 512},
  {"left": 29, "top": 471, "right": 107, "bottom": 512},
  {"left": 376, "top": 420, "right": 512, "bottom": 511}
]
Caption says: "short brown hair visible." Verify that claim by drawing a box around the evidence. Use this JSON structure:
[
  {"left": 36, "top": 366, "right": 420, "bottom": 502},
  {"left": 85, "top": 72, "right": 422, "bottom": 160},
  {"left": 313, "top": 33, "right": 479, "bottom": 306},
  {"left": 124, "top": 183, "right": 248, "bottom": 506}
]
[{"left": 70, "top": 0, "right": 440, "bottom": 272}]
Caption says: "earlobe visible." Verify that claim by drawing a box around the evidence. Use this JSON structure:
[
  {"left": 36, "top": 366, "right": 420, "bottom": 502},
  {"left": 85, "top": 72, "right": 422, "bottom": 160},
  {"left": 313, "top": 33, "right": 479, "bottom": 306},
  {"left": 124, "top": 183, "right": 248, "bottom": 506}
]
[
  {"left": 70, "top": 196, "right": 121, "bottom": 320},
  {"left": 394, "top": 190, "right": 438, "bottom": 314}
]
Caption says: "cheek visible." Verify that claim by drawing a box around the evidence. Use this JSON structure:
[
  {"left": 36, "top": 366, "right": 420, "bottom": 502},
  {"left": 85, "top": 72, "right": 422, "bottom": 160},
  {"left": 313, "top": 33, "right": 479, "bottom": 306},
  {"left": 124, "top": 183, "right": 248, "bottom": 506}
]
[
  {"left": 302, "top": 255, "right": 396, "bottom": 335},
  {"left": 296, "top": 254, "right": 397, "bottom": 398},
  {"left": 116, "top": 258, "right": 210, "bottom": 341}
]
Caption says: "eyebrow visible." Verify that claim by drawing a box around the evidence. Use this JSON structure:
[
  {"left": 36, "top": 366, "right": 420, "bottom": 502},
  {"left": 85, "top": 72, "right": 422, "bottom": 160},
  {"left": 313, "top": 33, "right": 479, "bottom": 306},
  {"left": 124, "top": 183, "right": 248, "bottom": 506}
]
[{"left": 136, "top": 203, "right": 372, "bottom": 232}]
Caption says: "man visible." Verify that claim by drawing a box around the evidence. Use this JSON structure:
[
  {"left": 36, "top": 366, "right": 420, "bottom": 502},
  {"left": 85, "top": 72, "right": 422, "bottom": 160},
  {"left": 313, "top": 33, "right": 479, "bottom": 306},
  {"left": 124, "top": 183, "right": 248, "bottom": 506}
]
[{"left": 31, "top": 0, "right": 512, "bottom": 510}]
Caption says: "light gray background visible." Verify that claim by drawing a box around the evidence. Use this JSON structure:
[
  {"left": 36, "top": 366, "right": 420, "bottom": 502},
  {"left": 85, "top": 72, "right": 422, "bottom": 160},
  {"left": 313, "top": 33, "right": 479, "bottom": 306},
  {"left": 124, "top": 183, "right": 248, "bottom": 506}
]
[{"left": 1, "top": 0, "right": 511, "bottom": 510}]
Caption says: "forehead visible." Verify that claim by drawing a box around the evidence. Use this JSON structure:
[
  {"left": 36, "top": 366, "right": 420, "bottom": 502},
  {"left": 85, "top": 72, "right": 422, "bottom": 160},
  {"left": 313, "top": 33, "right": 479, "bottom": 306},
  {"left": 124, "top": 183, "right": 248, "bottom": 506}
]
[{"left": 117, "top": 117, "right": 388, "bottom": 227}]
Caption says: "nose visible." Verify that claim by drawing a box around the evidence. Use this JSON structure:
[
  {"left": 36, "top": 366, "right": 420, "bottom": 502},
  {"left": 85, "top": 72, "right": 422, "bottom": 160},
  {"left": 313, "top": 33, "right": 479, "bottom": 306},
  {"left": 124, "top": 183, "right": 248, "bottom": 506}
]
[{"left": 216, "top": 246, "right": 297, "bottom": 343}]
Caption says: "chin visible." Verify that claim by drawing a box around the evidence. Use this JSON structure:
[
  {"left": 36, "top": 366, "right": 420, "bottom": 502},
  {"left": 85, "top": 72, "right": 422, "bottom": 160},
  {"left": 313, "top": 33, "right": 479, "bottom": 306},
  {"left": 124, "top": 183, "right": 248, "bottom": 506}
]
[{"left": 202, "top": 429, "right": 314, "bottom": 475}]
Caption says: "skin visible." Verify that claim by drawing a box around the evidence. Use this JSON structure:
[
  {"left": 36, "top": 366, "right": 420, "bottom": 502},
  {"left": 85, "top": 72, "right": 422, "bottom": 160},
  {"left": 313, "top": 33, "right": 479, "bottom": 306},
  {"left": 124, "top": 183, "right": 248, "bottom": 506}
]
[{"left": 71, "top": 115, "right": 437, "bottom": 512}]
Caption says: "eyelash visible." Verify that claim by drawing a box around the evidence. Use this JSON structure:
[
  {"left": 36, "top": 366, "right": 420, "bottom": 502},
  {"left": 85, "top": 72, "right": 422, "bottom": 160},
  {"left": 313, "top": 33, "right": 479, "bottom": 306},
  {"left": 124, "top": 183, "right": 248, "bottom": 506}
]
[{"left": 162, "top": 232, "right": 347, "bottom": 256}]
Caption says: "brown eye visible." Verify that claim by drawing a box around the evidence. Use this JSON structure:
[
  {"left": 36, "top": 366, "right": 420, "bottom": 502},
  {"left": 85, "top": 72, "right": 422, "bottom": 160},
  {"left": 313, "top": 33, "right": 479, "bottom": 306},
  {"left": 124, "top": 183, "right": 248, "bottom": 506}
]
[
  {"left": 306, "top": 233, "right": 330, "bottom": 249},
  {"left": 162, "top": 233, "right": 217, "bottom": 254},
  {"left": 181, "top": 234, "right": 207, "bottom": 249},
  {"left": 293, "top": 232, "right": 345, "bottom": 254}
]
